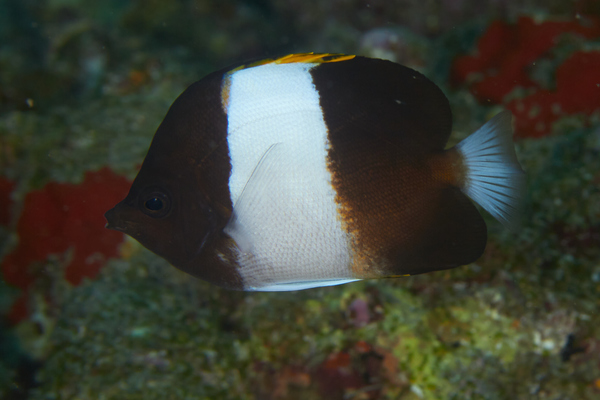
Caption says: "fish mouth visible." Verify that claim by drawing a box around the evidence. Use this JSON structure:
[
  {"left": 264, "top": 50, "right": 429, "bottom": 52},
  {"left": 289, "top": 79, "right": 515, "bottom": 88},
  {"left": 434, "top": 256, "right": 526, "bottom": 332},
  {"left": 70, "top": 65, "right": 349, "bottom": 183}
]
[{"left": 104, "top": 206, "right": 128, "bottom": 232}]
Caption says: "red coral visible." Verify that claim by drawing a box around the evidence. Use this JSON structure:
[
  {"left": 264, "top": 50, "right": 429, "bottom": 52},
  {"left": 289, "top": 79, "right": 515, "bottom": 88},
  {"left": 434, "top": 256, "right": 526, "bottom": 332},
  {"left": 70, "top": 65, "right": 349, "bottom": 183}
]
[
  {"left": 1, "top": 168, "right": 131, "bottom": 305},
  {"left": 315, "top": 343, "right": 405, "bottom": 399},
  {"left": 452, "top": 16, "right": 600, "bottom": 137},
  {"left": 0, "top": 176, "right": 15, "bottom": 226},
  {"left": 554, "top": 50, "right": 600, "bottom": 114},
  {"left": 316, "top": 351, "right": 363, "bottom": 398},
  {"left": 506, "top": 51, "right": 600, "bottom": 137},
  {"left": 506, "top": 87, "right": 559, "bottom": 138}
]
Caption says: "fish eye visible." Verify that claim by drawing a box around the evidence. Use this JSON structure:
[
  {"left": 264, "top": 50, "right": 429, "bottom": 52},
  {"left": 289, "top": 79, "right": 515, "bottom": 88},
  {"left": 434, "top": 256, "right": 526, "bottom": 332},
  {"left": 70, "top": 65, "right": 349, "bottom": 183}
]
[
  {"left": 145, "top": 197, "right": 164, "bottom": 211},
  {"left": 140, "top": 189, "right": 171, "bottom": 218}
]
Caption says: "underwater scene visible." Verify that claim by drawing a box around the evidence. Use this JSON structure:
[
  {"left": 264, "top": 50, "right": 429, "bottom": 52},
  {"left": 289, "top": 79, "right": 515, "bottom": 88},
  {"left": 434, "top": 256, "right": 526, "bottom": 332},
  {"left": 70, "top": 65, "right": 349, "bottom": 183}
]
[{"left": 1, "top": 0, "right": 600, "bottom": 399}]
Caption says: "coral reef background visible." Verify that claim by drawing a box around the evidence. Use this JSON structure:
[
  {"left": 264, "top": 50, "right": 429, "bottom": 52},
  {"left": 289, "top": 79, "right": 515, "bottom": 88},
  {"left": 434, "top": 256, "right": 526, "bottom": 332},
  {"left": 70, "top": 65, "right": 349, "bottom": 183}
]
[{"left": 1, "top": 0, "right": 599, "bottom": 399}]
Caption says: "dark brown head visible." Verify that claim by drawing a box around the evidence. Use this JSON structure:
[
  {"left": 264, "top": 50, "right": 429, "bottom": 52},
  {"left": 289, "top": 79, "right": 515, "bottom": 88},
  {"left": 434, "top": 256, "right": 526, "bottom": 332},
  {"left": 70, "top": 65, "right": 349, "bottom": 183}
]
[
  {"left": 105, "top": 70, "right": 242, "bottom": 288},
  {"left": 104, "top": 158, "right": 218, "bottom": 273}
]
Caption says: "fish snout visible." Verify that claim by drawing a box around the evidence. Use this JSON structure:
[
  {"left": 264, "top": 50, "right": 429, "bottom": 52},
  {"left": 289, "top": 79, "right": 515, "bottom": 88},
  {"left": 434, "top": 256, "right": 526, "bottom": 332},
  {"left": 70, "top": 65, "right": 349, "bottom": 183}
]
[{"left": 104, "top": 204, "right": 128, "bottom": 232}]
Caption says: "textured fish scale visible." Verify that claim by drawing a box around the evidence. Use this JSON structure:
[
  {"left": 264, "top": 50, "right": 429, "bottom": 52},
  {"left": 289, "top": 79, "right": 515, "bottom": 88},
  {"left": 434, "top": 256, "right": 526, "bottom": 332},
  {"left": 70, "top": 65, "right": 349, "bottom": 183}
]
[{"left": 224, "top": 62, "right": 353, "bottom": 289}]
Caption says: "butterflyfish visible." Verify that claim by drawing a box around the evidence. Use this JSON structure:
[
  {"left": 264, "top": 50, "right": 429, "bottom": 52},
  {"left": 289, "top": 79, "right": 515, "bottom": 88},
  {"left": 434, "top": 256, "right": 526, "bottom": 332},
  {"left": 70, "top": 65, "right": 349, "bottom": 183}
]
[{"left": 105, "top": 53, "right": 525, "bottom": 291}]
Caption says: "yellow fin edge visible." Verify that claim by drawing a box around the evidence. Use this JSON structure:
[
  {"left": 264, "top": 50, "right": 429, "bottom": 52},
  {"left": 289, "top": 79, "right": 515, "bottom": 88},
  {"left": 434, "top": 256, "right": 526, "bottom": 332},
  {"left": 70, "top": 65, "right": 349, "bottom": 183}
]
[
  {"left": 272, "top": 53, "right": 355, "bottom": 64},
  {"left": 229, "top": 53, "right": 355, "bottom": 73}
]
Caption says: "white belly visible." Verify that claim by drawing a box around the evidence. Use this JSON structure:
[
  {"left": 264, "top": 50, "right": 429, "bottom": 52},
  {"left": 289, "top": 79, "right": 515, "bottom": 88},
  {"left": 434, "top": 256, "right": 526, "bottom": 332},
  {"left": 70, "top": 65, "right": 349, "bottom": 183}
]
[{"left": 223, "top": 62, "right": 356, "bottom": 290}]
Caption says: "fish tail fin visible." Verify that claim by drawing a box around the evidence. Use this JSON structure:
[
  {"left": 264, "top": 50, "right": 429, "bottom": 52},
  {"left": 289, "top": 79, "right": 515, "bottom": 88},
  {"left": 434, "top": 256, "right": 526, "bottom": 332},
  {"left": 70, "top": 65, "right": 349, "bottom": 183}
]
[{"left": 455, "top": 111, "right": 526, "bottom": 230}]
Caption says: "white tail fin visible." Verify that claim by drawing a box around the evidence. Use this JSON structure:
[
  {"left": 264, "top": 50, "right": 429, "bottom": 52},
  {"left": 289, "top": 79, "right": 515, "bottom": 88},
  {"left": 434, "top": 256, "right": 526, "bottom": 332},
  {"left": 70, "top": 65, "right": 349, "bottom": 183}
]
[{"left": 455, "top": 111, "right": 525, "bottom": 229}]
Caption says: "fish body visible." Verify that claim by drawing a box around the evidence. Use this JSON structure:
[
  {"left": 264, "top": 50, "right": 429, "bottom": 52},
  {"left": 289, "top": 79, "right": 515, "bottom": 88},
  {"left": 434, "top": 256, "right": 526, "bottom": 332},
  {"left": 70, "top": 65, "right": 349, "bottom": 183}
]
[{"left": 105, "top": 54, "right": 525, "bottom": 291}]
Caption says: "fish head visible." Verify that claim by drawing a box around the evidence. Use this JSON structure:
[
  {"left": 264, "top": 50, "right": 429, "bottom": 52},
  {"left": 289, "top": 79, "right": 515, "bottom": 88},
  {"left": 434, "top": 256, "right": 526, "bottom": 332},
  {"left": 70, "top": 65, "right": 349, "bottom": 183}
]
[{"left": 105, "top": 152, "right": 220, "bottom": 270}]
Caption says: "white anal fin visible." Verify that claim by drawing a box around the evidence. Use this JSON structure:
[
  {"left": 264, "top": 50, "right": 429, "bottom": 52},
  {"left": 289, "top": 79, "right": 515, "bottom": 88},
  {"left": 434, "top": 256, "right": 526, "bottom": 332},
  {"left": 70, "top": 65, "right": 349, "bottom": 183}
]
[{"left": 248, "top": 278, "right": 361, "bottom": 292}]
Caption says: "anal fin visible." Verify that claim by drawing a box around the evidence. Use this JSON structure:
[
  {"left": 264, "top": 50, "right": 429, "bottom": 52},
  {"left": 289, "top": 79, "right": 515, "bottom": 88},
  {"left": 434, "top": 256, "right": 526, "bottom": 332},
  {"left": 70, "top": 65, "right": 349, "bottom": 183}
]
[{"left": 390, "top": 186, "right": 487, "bottom": 276}]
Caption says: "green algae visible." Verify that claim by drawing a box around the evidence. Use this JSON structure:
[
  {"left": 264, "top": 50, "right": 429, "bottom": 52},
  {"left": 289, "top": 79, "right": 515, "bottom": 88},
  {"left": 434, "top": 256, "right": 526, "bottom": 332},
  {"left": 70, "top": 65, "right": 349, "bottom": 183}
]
[{"left": 0, "top": 81, "right": 184, "bottom": 187}]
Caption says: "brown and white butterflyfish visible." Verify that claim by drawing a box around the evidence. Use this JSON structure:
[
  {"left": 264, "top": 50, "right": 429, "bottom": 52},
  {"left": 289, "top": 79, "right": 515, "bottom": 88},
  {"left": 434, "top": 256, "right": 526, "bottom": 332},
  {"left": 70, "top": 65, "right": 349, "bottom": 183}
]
[{"left": 105, "top": 53, "right": 525, "bottom": 291}]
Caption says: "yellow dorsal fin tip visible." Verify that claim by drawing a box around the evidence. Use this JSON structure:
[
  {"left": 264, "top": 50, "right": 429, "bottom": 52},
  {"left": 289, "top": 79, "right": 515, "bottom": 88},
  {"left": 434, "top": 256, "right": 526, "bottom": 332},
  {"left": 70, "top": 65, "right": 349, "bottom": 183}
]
[
  {"left": 226, "top": 53, "right": 356, "bottom": 74},
  {"left": 273, "top": 53, "right": 355, "bottom": 65}
]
